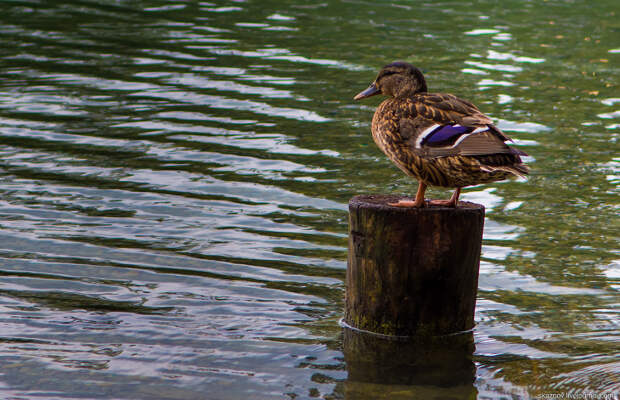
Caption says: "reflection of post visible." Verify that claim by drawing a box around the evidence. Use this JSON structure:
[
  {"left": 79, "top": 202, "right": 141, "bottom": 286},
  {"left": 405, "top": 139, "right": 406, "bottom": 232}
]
[
  {"left": 343, "top": 328, "right": 476, "bottom": 398},
  {"left": 345, "top": 195, "right": 484, "bottom": 337}
]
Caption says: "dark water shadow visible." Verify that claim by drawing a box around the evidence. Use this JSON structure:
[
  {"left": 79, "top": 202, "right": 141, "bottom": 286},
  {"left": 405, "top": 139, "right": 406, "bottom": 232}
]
[
  {"left": 342, "top": 327, "right": 476, "bottom": 399},
  {"left": 0, "top": 289, "right": 173, "bottom": 315}
]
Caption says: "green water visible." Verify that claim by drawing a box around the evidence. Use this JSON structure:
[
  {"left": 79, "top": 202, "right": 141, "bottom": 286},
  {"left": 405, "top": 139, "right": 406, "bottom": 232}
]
[{"left": 0, "top": 0, "right": 618, "bottom": 399}]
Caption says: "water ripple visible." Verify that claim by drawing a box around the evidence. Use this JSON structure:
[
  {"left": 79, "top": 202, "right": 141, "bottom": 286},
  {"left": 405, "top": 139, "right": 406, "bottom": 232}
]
[{"left": 0, "top": 0, "right": 617, "bottom": 398}]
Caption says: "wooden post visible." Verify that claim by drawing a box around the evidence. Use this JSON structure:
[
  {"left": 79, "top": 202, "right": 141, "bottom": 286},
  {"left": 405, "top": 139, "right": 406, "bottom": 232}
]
[{"left": 345, "top": 194, "right": 484, "bottom": 337}]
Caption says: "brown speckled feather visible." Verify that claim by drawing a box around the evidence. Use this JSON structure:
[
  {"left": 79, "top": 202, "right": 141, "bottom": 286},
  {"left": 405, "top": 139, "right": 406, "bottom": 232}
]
[{"left": 414, "top": 93, "right": 493, "bottom": 127}]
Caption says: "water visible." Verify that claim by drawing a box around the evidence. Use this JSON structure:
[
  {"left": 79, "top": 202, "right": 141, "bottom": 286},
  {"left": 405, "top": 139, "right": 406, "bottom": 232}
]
[{"left": 0, "top": 0, "right": 618, "bottom": 399}]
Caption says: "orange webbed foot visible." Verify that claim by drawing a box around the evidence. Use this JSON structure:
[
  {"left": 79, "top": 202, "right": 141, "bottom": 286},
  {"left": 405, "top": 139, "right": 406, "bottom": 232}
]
[
  {"left": 387, "top": 199, "right": 426, "bottom": 208},
  {"left": 426, "top": 188, "right": 461, "bottom": 208},
  {"left": 427, "top": 199, "right": 458, "bottom": 208}
]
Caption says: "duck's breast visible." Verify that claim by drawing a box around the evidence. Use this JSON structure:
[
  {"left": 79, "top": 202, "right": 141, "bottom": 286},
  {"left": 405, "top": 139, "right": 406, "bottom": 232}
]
[{"left": 369, "top": 99, "right": 430, "bottom": 181}]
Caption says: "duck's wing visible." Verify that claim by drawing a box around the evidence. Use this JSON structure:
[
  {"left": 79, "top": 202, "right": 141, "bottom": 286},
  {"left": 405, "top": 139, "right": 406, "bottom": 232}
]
[
  {"left": 413, "top": 93, "right": 494, "bottom": 127},
  {"left": 401, "top": 93, "right": 526, "bottom": 158}
]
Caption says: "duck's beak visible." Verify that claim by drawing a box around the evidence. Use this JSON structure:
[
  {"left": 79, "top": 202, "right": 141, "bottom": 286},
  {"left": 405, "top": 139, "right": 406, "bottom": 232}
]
[{"left": 354, "top": 82, "right": 380, "bottom": 100}]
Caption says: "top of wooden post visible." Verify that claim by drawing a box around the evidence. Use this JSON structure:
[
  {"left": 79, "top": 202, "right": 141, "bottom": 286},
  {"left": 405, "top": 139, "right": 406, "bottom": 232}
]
[{"left": 349, "top": 194, "right": 485, "bottom": 214}]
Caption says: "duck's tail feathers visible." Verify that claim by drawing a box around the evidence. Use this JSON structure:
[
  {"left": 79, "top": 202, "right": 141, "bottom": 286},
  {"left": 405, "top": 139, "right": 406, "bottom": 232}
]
[
  {"left": 480, "top": 163, "right": 530, "bottom": 178},
  {"left": 509, "top": 146, "right": 528, "bottom": 156}
]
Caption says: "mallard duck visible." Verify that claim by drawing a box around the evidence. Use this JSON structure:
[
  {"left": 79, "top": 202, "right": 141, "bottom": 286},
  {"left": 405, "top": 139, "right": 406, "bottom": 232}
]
[{"left": 354, "top": 61, "right": 529, "bottom": 207}]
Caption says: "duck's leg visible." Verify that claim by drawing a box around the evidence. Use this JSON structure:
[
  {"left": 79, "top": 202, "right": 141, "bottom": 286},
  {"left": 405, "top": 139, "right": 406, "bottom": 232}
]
[
  {"left": 428, "top": 187, "right": 461, "bottom": 207},
  {"left": 388, "top": 181, "right": 426, "bottom": 207}
]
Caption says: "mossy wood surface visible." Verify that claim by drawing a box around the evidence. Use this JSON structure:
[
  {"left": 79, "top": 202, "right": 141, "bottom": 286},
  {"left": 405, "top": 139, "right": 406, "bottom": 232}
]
[{"left": 345, "top": 194, "right": 484, "bottom": 336}]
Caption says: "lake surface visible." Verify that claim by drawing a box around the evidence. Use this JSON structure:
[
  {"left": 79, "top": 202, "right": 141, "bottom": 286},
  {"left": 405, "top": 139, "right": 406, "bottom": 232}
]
[{"left": 0, "top": 0, "right": 618, "bottom": 399}]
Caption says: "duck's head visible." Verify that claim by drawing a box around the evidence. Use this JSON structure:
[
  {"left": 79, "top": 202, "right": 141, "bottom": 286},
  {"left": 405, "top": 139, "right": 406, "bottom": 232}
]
[{"left": 354, "top": 61, "right": 428, "bottom": 100}]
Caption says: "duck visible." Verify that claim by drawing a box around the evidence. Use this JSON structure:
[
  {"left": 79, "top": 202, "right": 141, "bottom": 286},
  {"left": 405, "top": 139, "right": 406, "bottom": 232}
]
[{"left": 354, "top": 61, "right": 529, "bottom": 207}]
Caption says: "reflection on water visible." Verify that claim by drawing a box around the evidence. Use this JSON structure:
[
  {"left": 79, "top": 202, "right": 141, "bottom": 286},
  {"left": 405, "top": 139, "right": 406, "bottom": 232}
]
[
  {"left": 0, "top": 0, "right": 618, "bottom": 398},
  {"left": 343, "top": 330, "right": 476, "bottom": 399}
]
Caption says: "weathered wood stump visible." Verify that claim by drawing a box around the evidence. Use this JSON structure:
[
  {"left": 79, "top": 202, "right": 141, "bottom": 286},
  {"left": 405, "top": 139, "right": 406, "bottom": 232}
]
[{"left": 345, "top": 194, "right": 484, "bottom": 337}]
